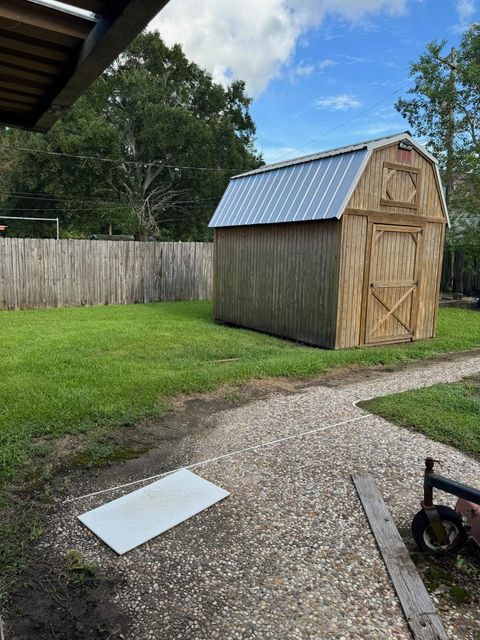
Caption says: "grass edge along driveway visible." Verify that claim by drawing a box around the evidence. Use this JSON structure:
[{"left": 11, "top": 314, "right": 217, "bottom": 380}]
[
  {"left": 359, "top": 375, "right": 480, "bottom": 457},
  {"left": 1, "top": 301, "right": 479, "bottom": 484}
]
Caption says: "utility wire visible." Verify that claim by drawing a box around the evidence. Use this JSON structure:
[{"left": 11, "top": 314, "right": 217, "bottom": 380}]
[
  {"left": 270, "top": 83, "right": 411, "bottom": 163},
  {"left": 0, "top": 194, "right": 220, "bottom": 206},
  {"left": 1, "top": 213, "right": 203, "bottom": 225},
  {"left": 0, "top": 207, "right": 123, "bottom": 212},
  {"left": 0, "top": 209, "right": 216, "bottom": 222},
  {"left": 0, "top": 143, "right": 244, "bottom": 172},
  {"left": 1, "top": 189, "right": 119, "bottom": 200},
  {"left": 2, "top": 191, "right": 219, "bottom": 202},
  {"left": 63, "top": 413, "right": 371, "bottom": 503}
]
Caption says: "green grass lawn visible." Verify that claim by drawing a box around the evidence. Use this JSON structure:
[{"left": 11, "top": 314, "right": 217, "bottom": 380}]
[
  {"left": 1, "top": 301, "right": 479, "bottom": 483},
  {"left": 359, "top": 376, "right": 480, "bottom": 456}
]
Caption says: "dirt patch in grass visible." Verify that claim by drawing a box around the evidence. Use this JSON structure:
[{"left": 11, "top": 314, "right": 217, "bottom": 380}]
[
  {"left": 316, "top": 346, "right": 480, "bottom": 388},
  {"left": 9, "top": 550, "right": 127, "bottom": 640},
  {"left": 1, "top": 485, "right": 128, "bottom": 639}
]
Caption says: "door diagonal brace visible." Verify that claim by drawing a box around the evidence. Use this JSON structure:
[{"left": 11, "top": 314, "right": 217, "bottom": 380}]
[{"left": 371, "top": 287, "right": 415, "bottom": 334}]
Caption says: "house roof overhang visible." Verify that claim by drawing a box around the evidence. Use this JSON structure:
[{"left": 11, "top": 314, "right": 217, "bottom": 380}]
[{"left": 0, "top": 0, "right": 170, "bottom": 132}]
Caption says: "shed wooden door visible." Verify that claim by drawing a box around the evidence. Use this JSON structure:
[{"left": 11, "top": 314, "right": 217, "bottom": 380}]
[{"left": 364, "top": 223, "right": 422, "bottom": 345}]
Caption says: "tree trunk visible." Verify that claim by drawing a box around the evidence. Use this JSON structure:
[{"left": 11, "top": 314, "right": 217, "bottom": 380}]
[
  {"left": 474, "top": 259, "right": 480, "bottom": 295},
  {"left": 463, "top": 268, "right": 472, "bottom": 296},
  {"left": 440, "top": 247, "right": 451, "bottom": 292},
  {"left": 134, "top": 229, "right": 148, "bottom": 242},
  {"left": 453, "top": 249, "right": 464, "bottom": 298}
]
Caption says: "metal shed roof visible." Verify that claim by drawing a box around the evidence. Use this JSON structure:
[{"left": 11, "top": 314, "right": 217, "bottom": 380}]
[
  {"left": 0, "top": 0, "right": 170, "bottom": 132},
  {"left": 209, "top": 132, "right": 445, "bottom": 228}
]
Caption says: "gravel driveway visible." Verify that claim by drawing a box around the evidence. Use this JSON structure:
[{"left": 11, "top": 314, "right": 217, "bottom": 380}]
[{"left": 45, "top": 354, "right": 480, "bottom": 640}]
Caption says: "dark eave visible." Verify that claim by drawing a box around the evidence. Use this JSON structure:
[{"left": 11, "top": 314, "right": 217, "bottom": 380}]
[{"left": 0, "top": 0, "right": 170, "bottom": 131}]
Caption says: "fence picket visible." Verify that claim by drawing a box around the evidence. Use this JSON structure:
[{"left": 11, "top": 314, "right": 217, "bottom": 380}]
[{"left": 0, "top": 238, "right": 213, "bottom": 310}]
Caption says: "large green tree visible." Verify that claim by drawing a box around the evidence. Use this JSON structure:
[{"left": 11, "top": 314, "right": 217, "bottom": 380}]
[
  {"left": 0, "top": 32, "right": 261, "bottom": 240},
  {"left": 395, "top": 25, "right": 480, "bottom": 294}
]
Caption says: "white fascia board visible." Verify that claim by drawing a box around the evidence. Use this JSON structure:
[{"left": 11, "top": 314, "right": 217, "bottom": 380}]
[
  {"left": 335, "top": 149, "right": 373, "bottom": 220},
  {"left": 26, "top": 0, "right": 99, "bottom": 20},
  {"left": 434, "top": 164, "right": 450, "bottom": 226}
]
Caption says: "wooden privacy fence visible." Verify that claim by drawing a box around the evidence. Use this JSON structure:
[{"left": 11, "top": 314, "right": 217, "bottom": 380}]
[{"left": 0, "top": 238, "right": 213, "bottom": 310}]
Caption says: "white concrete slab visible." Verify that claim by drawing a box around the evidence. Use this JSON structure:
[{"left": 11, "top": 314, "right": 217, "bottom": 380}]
[{"left": 78, "top": 469, "right": 230, "bottom": 555}]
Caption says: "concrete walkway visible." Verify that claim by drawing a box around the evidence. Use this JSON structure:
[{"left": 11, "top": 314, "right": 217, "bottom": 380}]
[{"left": 50, "top": 353, "right": 480, "bottom": 639}]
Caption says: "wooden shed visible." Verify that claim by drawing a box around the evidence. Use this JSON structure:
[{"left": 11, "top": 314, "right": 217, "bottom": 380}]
[{"left": 209, "top": 132, "right": 449, "bottom": 349}]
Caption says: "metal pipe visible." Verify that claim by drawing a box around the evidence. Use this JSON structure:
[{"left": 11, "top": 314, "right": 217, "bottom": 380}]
[
  {"left": 422, "top": 458, "right": 450, "bottom": 546},
  {"left": 423, "top": 457, "right": 435, "bottom": 507},
  {"left": 426, "top": 473, "right": 480, "bottom": 506},
  {"left": 0, "top": 215, "right": 60, "bottom": 239},
  {"left": 0, "top": 215, "right": 59, "bottom": 222}
]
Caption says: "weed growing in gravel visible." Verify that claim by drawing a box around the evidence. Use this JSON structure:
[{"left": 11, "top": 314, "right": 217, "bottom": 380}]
[
  {"left": 72, "top": 445, "right": 148, "bottom": 468},
  {"left": 62, "top": 549, "right": 96, "bottom": 586}
]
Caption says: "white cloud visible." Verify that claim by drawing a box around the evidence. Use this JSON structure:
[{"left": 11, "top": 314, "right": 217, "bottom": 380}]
[
  {"left": 287, "top": 60, "right": 315, "bottom": 84},
  {"left": 262, "top": 145, "right": 300, "bottom": 163},
  {"left": 318, "top": 58, "right": 336, "bottom": 70},
  {"left": 355, "top": 123, "right": 402, "bottom": 136},
  {"left": 456, "top": 0, "right": 475, "bottom": 22},
  {"left": 344, "top": 55, "right": 371, "bottom": 64},
  {"left": 150, "top": 0, "right": 408, "bottom": 96},
  {"left": 316, "top": 94, "right": 362, "bottom": 110},
  {"left": 293, "top": 62, "right": 316, "bottom": 78},
  {"left": 450, "top": 0, "right": 476, "bottom": 32}
]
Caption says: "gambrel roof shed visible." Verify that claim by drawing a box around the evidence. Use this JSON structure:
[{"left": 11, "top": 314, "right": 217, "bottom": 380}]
[
  {"left": 209, "top": 132, "right": 448, "bottom": 228},
  {"left": 210, "top": 132, "right": 448, "bottom": 349}
]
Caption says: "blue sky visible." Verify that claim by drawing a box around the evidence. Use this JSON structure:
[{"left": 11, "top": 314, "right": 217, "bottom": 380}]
[{"left": 152, "top": 0, "right": 478, "bottom": 163}]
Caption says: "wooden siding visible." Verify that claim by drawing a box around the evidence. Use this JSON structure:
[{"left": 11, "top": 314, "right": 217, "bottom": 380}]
[
  {"left": 0, "top": 238, "right": 212, "bottom": 310},
  {"left": 415, "top": 222, "right": 445, "bottom": 339},
  {"left": 347, "top": 144, "right": 446, "bottom": 220},
  {"left": 336, "top": 215, "right": 444, "bottom": 347},
  {"left": 336, "top": 143, "right": 447, "bottom": 347},
  {"left": 335, "top": 214, "right": 368, "bottom": 348},
  {"left": 214, "top": 221, "right": 341, "bottom": 348}
]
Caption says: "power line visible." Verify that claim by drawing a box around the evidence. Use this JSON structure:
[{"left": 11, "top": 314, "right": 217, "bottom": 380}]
[
  {"left": 0, "top": 207, "right": 121, "bottom": 212},
  {"left": 0, "top": 195, "right": 220, "bottom": 211},
  {"left": 0, "top": 143, "right": 244, "bottom": 173},
  {"left": 0, "top": 191, "right": 221, "bottom": 205},
  {"left": 271, "top": 83, "right": 411, "bottom": 163},
  {"left": 2, "top": 189, "right": 119, "bottom": 200},
  {"left": 1, "top": 192, "right": 121, "bottom": 204}
]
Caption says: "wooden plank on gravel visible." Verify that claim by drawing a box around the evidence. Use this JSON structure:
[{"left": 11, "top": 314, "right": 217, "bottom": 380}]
[{"left": 352, "top": 472, "right": 447, "bottom": 640}]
